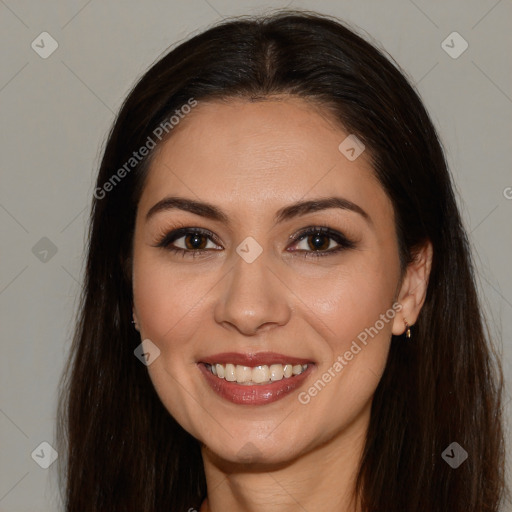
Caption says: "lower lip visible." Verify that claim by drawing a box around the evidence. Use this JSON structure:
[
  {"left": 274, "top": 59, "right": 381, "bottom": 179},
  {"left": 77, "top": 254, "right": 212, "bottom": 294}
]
[{"left": 198, "top": 363, "right": 314, "bottom": 405}]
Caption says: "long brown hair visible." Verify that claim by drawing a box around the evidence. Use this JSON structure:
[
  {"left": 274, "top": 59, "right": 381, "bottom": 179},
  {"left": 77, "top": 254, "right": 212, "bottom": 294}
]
[{"left": 56, "top": 10, "right": 508, "bottom": 511}]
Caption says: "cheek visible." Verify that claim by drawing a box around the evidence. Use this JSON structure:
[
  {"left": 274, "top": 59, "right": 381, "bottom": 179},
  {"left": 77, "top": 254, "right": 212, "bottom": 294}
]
[
  {"left": 306, "top": 254, "right": 400, "bottom": 348},
  {"left": 295, "top": 267, "right": 398, "bottom": 436},
  {"left": 297, "top": 250, "right": 400, "bottom": 417},
  {"left": 132, "top": 252, "right": 213, "bottom": 435},
  {"left": 132, "top": 251, "right": 211, "bottom": 348}
]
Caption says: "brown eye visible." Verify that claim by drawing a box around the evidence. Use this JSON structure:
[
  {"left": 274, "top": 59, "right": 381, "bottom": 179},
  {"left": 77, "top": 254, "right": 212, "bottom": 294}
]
[
  {"left": 302, "top": 232, "right": 332, "bottom": 251},
  {"left": 288, "top": 226, "right": 356, "bottom": 258},
  {"left": 154, "top": 227, "right": 222, "bottom": 258},
  {"left": 182, "top": 232, "right": 209, "bottom": 250}
]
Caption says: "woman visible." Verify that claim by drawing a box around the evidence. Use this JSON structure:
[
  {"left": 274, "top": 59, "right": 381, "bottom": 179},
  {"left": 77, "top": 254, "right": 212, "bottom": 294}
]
[{"left": 56, "top": 10, "right": 508, "bottom": 512}]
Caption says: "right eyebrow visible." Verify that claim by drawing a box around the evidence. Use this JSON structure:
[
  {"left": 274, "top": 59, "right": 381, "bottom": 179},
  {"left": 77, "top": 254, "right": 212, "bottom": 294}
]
[{"left": 146, "top": 196, "right": 229, "bottom": 223}]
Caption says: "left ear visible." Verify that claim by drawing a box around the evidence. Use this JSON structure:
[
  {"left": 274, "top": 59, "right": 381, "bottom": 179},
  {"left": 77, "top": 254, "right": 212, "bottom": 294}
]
[{"left": 392, "top": 239, "right": 433, "bottom": 336}]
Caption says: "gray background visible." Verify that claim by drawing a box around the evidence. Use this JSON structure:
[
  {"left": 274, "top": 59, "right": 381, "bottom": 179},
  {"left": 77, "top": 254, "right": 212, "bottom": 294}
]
[{"left": 1, "top": 1, "right": 511, "bottom": 510}]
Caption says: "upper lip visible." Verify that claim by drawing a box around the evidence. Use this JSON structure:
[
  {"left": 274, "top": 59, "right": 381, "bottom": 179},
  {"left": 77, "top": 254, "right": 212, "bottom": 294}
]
[{"left": 199, "top": 352, "right": 313, "bottom": 366}]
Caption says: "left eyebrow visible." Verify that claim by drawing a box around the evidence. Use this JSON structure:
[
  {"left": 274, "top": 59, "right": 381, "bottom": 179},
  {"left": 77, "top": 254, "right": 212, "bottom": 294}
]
[
  {"left": 274, "top": 196, "right": 372, "bottom": 227},
  {"left": 145, "top": 195, "right": 372, "bottom": 227}
]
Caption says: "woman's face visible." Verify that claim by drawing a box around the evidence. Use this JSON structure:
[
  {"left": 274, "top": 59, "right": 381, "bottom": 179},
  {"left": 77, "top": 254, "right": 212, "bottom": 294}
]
[{"left": 132, "top": 96, "right": 406, "bottom": 465}]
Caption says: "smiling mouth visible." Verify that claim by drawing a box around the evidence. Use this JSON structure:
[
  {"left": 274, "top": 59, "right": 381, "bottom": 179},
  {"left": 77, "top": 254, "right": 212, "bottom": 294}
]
[
  {"left": 198, "top": 352, "right": 315, "bottom": 405},
  {"left": 205, "top": 362, "right": 309, "bottom": 385}
]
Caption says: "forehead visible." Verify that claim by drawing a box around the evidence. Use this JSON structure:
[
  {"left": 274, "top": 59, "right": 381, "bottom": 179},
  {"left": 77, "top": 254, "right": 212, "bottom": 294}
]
[{"left": 138, "top": 97, "right": 391, "bottom": 226}]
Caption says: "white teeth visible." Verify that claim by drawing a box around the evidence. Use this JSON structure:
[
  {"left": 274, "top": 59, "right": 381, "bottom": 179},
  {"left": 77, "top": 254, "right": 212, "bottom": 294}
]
[
  {"left": 292, "top": 364, "right": 303, "bottom": 375},
  {"left": 206, "top": 362, "right": 309, "bottom": 384},
  {"left": 269, "top": 364, "right": 283, "bottom": 381},
  {"left": 235, "top": 365, "right": 252, "bottom": 383},
  {"left": 225, "top": 363, "right": 236, "bottom": 382},
  {"left": 252, "top": 365, "right": 268, "bottom": 384}
]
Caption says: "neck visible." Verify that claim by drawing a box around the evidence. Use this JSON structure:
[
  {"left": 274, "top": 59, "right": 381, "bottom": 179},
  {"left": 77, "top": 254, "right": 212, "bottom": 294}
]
[{"left": 200, "top": 406, "right": 369, "bottom": 512}]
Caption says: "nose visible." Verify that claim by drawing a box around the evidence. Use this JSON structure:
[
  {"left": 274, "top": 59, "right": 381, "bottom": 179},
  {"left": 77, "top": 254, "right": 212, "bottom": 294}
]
[{"left": 214, "top": 250, "right": 292, "bottom": 336}]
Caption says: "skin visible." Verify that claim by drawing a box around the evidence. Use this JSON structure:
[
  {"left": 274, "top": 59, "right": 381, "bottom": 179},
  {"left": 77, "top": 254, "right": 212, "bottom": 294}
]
[{"left": 131, "top": 96, "right": 433, "bottom": 512}]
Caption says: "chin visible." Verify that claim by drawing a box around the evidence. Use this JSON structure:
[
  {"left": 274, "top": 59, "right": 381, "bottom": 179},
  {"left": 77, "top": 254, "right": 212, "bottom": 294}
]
[{"left": 198, "top": 425, "right": 313, "bottom": 468}]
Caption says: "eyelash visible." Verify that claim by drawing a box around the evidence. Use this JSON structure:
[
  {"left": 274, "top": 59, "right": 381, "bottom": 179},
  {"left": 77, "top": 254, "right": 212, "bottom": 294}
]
[{"left": 153, "top": 225, "right": 356, "bottom": 259}]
